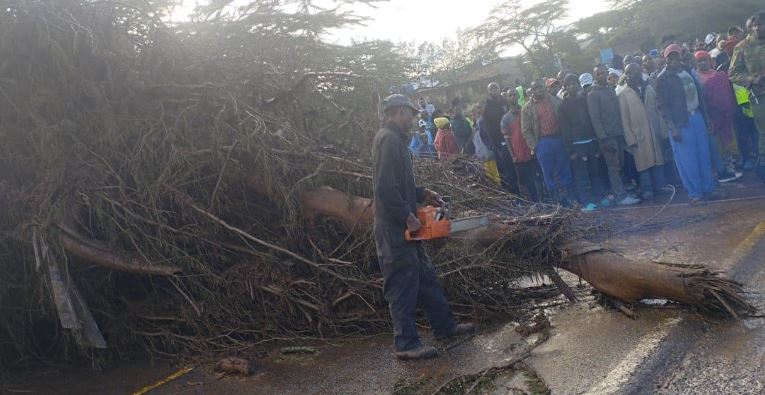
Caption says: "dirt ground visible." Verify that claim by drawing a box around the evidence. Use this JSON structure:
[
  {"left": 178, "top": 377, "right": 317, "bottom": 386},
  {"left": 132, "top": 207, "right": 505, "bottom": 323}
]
[{"left": 6, "top": 175, "right": 765, "bottom": 395}]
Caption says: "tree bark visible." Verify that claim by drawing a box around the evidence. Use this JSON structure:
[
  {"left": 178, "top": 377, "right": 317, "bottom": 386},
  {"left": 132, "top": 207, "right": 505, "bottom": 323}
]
[
  {"left": 294, "top": 186, "right": 755, "bottom": 318},
  {"left": 56, "top": 224, "right": 181, "bottom": 276}
]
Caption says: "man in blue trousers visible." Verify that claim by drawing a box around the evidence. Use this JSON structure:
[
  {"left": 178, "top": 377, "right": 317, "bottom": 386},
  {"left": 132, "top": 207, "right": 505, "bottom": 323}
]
[
  {"left": 372, "top": 94, "right": 475, "bottom": 360},
  {"left": 656, "top": 44, "right": 722, "bottom": 206},
  {"left": 521, "top": 80, "right": 576, "bottom": 206}
]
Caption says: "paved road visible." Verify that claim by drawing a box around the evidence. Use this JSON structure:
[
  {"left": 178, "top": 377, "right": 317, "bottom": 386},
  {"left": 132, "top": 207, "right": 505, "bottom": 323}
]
[{"left": 529, "top": 187, "right": 765, "bottom": 395}]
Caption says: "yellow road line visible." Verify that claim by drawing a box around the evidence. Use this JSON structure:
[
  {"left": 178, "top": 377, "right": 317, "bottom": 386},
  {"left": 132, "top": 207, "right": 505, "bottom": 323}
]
[{"left": 132, "top": 366, "right": 194, "bottom": 395}]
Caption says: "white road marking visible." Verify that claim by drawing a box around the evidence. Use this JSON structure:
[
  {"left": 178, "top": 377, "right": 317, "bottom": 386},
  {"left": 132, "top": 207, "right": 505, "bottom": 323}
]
[{"left": 585, "top": 317, "right": 682, "bottom": 395}]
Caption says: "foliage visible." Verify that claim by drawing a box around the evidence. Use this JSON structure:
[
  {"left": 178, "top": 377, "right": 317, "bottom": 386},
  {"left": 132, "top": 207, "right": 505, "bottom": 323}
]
[
  {"left": 468, "top": 0, "right": 570, "bottom": 76},
  {"left": 578, "top": 0, "right": 765, "bottom": 49},
  {"left": 0, "top": 0, "right": 570, "bottom": 368}
]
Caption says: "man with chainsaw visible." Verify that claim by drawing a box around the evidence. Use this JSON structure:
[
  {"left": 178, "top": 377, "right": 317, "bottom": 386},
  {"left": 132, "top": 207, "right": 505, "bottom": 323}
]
[{"left": 372, "top": 94, "right": 475, "bottom": 360}]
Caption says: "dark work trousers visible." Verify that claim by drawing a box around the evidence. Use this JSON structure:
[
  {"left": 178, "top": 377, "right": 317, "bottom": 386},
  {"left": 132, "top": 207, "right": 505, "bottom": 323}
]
[
  {"left": 494, "top": 144, "right": 520, "bottom": 194},
  {"left": 570, "top": 141, "right": 607, "bottom": 204},
  {"left": 639, "top": 165, "right": 666, "bottom": 195},
  {"left": 535, "top": 136, "right": 574, "bottom": 198},
  {"left": 514, "top": 160, "right": 540, "bottom": 201},
  {"left": 735, "top": 110, "right": 759, "bottom": 165},
  {"left": 374, "top": 222, "right": 457, "bottom": 352},
  {"left": 599, "top": 136, "right": 627, "bottom": 198}
]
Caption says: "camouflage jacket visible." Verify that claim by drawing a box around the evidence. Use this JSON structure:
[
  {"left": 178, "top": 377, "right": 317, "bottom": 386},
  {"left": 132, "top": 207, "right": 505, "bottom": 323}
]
[{"left": 729, "top": 35, "right": 765, "bottom": 96}]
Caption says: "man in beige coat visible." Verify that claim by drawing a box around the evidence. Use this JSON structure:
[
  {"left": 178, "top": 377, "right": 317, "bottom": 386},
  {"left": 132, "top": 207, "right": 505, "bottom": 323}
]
[{"left": 618, "top": 63, "right": 667, "bottom": 200}]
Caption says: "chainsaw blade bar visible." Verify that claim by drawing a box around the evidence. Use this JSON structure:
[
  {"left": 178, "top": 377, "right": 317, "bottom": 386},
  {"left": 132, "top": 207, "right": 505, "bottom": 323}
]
[{"left": 449, "top": 216, "right": 489, "bottom": 234}]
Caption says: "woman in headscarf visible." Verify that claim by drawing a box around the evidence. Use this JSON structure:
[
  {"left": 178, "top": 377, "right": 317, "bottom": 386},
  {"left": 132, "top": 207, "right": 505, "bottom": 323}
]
[
  {"left": 694, "top": 50, "right": 741, "bottom": 182},
  {"left": 433, "top": 117, "right": 459, "bottom": 159}
]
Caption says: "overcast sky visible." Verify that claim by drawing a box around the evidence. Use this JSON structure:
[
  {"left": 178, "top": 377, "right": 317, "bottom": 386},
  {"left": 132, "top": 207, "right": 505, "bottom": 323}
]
[{"left": 170, "top": 0, "right": 613, "bottom": 45}]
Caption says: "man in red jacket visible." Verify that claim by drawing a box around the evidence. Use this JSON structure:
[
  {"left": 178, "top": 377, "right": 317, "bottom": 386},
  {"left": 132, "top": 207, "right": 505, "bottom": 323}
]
[{"left": 502, "top": 90, "right": 539, "bottom": 201}]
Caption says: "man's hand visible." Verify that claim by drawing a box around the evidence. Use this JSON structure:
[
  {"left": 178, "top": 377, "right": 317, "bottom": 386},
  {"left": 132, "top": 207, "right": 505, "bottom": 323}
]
[
  {"left": 423, "top": 188, "right": 444, "bottom": 207},
  {"left": 406, "top": 213, "right": 422, "bottom": 232}
]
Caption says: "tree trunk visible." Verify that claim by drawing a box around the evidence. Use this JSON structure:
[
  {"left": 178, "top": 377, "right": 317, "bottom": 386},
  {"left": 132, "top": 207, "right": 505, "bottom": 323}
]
[{"left": 296, "top": 186, "right": 755, "bottom": 318}]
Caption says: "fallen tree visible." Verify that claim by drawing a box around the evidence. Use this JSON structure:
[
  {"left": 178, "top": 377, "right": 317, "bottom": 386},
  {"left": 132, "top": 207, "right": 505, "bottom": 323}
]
[{"left": 0, "top": 0, "right": 754, "bottom": 369}]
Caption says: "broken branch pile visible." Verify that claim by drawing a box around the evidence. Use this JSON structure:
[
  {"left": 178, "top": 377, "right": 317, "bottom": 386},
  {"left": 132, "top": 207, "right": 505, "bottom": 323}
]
[
  {"left": 0, "top": 0, "right": 570, "bottom": 367},
  {"left": 0, "top": 0, "right": 755, "bottom": 369}
]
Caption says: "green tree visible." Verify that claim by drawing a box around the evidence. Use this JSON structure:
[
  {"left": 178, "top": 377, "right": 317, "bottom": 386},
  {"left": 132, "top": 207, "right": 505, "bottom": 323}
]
[
  {"left": 468, "top": 0, "right": 569, "bottom": 76},
  {"left": 578, "top": 0, "right": 764, "bottom": 49}
]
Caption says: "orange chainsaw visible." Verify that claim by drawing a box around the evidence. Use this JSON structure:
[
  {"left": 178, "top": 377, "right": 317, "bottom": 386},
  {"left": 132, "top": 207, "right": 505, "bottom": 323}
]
[{"left": 404, "top": 197, "right": 489, "bottom": 241}]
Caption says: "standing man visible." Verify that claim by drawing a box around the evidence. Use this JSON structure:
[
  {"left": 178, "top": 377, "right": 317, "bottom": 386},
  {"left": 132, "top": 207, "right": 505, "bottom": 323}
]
[
  {"left": 502, "top": 90, "right": 540, "bottom": 201},
  {"left": 657, "top": 45, "right": 719, "bottom": 205},
  {"left": 729, "top": 11, "right": 765, "bottom": 182},
  {"left": 521, "top": 80, "right": 575, "bottom": 205},
  {"left": 618, "top": 63, "right": 666, "bottom": 200},
  {"left": 451, "top": 105, "right": 473, "bottom": 151},
  {"left": 588, "top": 64, "right": 641, "bottom": 206},
  {"left": 559, "top": 74, "right": 606, "bottom": 211},
  {"left": 372, "top": 94, "right": 474, "bottom": 360},
  {"left": 483, "top": 82, "right": 520, "bottom": 193}
]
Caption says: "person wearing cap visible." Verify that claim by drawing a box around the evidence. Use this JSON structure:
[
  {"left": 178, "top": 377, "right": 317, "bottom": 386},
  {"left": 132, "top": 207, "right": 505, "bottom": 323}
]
[
  {"left": 618, "top": 63, "right": 667, "bottom": 201},
  {"left": 559, "top": 73, "right": 606, "bottom": 211},
  {"left": 694, "top": 50, "right": 742, "bottom": 183},
  {"left": 521, "top": 79, "right": 575, "bottom": 206},
  {"left": 546, "top": 78, "right": 562, "bottom": 98},
  {"left": 372, "top": 94, "right": 474, "bottom": 360},
  {"left": 729, "top": 11, "right": 765, "bottom": 183},
  {"left": 725, "top": 26, "right": 745, "bottom": 57},
  {"left": 588, "top": 64, "right": 641, "bottom": 206},
  {"left": 482, "top": 82, "right": 520, "bottom": 194},
  {"left": 656, "top": 44, "right": 720, "bottom": 205},
  {"left": 579, "top": 73, "right": 594, "bottom": 93}
]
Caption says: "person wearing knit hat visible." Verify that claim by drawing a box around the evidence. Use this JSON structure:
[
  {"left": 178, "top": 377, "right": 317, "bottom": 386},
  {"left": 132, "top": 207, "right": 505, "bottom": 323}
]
[
  {"left": 656, "top": 44, "right": 720, "bottom": 205},
  {"left": 579, "top": 73, "right": 594, "bottom": 92},
  {"left": 694, "top": 50, "right": 742, "bottom": 183}
]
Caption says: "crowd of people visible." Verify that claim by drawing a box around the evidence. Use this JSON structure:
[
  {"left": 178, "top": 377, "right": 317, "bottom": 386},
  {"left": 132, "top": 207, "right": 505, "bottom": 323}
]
[{"left": 409, "top": 11, "right": 765, "bottom": 210}]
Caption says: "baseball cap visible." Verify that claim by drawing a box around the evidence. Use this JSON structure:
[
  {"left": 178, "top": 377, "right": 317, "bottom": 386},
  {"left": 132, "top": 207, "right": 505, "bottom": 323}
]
[
  {"left": 663, "top": 43, "right": 684, "bottom": 58},
  {"left": 383, "top": 94, "right": 418, "bottom": 114},
  {"left": 704, "top": 33, "right": 717, "bottom": 46},
  {"left": 578, "top": 73, "right": 594, "bottom": 87}
]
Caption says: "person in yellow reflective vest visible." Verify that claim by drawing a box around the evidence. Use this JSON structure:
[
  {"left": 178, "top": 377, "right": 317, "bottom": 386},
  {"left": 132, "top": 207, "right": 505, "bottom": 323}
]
[{"left": 733, "top": 84, "right": 759, "bottom": 170}]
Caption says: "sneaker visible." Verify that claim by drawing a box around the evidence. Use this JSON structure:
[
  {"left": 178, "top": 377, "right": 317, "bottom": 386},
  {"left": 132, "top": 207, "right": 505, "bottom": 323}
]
[
  {"left": 718, "top": 170, "right": 743, "bottom": 183},
  {"left": 436, "top": 323, "right": 476, "bottom": 340},
  {"left": 617, "top": 195, "right": 641, "bottom": 206},
  {"left": 580, "top": 203, "right": 598, "bottom": 213},
  {"left": 599, "top": 196, "right": 614, "bottom": 207},
  {"left": 394, "top": 346, "right": 438, "bottom": 360}
]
